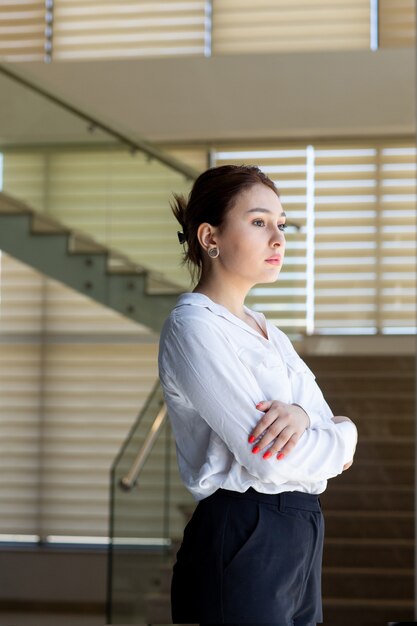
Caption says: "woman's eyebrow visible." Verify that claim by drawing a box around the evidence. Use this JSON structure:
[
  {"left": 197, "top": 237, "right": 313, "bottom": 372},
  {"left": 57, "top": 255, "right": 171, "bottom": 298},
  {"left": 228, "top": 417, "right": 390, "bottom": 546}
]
[{"left": 247, "top": 207, "right": 286, "bottom": 217}]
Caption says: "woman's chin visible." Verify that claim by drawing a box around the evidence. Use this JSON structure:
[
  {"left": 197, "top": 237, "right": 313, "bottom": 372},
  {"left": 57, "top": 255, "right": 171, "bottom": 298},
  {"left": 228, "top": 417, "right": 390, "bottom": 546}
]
[{"left": 262, "top": 267, "right": 282, "bottom": 281}]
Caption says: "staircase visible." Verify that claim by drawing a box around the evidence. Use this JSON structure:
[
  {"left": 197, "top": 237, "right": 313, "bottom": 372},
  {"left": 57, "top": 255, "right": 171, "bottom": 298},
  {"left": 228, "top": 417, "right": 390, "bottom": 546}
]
[
  {"left": 317, "top": 355, "right": 414, "bottom": 626},
  {"left": 143, "top": 355, "right": 415, "bottom": 626},
  {"left": 0, "top": 191, "right": 182, "bottom": 333}
]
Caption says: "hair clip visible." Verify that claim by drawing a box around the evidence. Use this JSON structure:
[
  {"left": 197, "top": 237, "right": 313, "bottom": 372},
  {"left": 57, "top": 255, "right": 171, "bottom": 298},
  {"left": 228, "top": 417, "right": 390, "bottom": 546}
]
[{"left": 177, "top": 231, "right": 186, "bottom": 244}]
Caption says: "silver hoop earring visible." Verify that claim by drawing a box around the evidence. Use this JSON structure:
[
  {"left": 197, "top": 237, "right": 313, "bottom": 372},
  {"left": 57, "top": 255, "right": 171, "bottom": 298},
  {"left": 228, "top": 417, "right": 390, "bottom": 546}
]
[{"left": 207, "top": 247, "right": 219, "bottom": 258}]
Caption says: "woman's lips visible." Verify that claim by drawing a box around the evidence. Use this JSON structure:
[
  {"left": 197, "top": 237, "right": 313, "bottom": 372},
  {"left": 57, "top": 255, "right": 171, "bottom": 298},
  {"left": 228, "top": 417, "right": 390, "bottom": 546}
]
[{"left": 265, "top": 257, "right": 281, "bottom": 265}]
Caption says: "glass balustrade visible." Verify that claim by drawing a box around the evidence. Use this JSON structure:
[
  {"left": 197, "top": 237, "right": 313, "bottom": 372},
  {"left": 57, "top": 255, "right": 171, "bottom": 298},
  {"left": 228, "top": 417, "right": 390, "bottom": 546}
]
[{"left": 108, "top": 380, "right": 195, "bottom": 624}]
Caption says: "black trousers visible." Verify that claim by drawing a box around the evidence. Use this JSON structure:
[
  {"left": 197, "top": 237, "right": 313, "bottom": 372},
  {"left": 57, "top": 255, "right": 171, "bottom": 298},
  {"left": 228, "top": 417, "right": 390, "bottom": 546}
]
[{"left": 171, "top": 487, "right": 324, "bottom": 625}]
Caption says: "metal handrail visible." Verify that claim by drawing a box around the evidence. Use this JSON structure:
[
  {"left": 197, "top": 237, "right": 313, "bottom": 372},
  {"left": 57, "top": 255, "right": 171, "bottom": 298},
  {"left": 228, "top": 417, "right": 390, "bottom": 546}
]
[
  {"left": 119, "top": 403, "right": 168, "bottom": 491},
  {"left": 0, "top": 64, "right": 199, "bottom": 182}
]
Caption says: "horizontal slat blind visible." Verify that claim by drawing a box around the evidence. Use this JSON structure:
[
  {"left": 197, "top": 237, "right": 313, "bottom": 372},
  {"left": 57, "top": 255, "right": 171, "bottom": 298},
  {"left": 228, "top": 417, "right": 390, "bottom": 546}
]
[
  {"left": 380, "top": 144, "right": 416, "bottom": 333},
  {"left": 0, "top": 1, "right": 45, "bottom": 61},
  {"left": 2, "top": 152, "right": 48, "bottom": 213},
  {"left": 3, "top": 139, "right": 416, "bottom": 335},
  {"left": 215, "top": 146, "right": 309, "bottom": 333},
  {"left": 314, "top": 145, "right": 379, "bottom": 333},
  {"left": 1, "top": 0, "right": 415, "bottom": 62},
  {"left": 0, "top": 253, "right": 161, "bottom": 537},
  {"left": 0, "top": 257, "right": 43, "bottom": 534},
  {"left": 212, "top": 138, "right": 416, "bottom": 335},
  {"left": 0, "top": 338, "right": 42, "bottom": 534},
  {"left": 212, "top": 0, "right": 371, "bottom": 54},
  {"left": 0, "top": 254, "right": 44, "bottom": 333},
  {"left": 40, "top": 340, "right": 158, "bottom": 537},
  {"left": 53, "top": 0, "right": 208, "bottom": 60},
  {"left": 379, "top": 0, "right": 416, "bottom": 48}
]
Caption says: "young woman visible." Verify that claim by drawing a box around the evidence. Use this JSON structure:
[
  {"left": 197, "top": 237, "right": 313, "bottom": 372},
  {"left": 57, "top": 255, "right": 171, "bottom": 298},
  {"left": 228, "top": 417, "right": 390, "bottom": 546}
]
[{"left": 158, "top": 164, "right": 357, "bottom": 625}]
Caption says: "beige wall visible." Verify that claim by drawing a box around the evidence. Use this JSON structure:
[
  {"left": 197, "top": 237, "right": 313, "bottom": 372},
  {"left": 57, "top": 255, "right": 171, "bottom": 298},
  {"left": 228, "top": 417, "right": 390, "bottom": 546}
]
[{"left": 5, "top": 48, "right": 415, "bottom": 144}]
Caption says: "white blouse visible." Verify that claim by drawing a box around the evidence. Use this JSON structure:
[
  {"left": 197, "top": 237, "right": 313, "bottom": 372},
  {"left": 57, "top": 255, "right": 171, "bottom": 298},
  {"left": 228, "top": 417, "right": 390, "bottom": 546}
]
[{"left": 158, "top": 292, "right": 357, "bottom": 501}]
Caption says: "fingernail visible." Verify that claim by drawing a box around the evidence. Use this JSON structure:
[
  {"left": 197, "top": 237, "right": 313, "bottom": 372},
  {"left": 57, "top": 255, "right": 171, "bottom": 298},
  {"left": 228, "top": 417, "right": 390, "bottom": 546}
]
[
  {"left": 256, "top": 402, "right": 263, "bottom": 408},
  {"left": 263, "top": 450, "right": 272, "bottom": 459},
  {"left": 248, "top": 435, "right": 255, "bottom": 443},
  {"left": 277, "top": 453, "right": 285, "bottom": 460},
  {"left": 252, "top": 446, "right": 260, "bottom": 454}
]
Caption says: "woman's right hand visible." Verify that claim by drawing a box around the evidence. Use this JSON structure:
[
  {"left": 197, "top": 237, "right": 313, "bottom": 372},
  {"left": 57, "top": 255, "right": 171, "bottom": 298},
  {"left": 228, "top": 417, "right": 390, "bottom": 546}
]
[{"left": 248, "top": 400, "right": 310, "bottom": 461}]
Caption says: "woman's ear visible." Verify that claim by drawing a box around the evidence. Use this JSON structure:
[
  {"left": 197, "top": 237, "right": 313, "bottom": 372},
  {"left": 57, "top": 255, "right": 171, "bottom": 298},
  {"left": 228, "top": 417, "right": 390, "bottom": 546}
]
[{"left": 197, "top": 222, "right": 218, "bottom": 252}]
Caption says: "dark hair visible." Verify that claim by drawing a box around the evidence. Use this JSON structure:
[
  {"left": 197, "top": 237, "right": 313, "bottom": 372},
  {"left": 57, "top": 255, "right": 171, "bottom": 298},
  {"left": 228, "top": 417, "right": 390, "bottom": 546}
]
[{"left": 170, "top": 164, "right": 280, "bottom": 284}]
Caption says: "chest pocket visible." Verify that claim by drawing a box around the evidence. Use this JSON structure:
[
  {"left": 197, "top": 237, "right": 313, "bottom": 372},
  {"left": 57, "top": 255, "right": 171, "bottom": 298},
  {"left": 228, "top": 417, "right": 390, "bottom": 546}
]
[
  {"left": 237, "top": 346, "right": 292, "bottom": 402},
  {"left": 285, "top": 353, "right": 317, "bottom": 406},
  {"left": 285, "top": 354, "right": 316, "bottom": 380}
]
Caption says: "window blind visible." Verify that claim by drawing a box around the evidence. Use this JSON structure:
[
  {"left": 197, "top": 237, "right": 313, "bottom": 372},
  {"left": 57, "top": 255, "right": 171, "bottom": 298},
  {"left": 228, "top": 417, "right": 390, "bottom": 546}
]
[
  {"left": 1, "top": 0, "right": 415, "bottom": 63},
  {"left": 212, "top": 0, "right": 371, "bottom": 54},
  {"left": 212, "top": 138, "right": 416, "bottom": 335},
  {"left": 379, "top": 0, "right": 416, "bottom": 48},
  {"left": 379, "top": 144, "right": 416, "bottom": 333},
  {"left": 313, "top": 144, "right": 379, "bottom": 333},
  {"left": 0, "top": 255, "right": 43, "bottom": 534},
  {"left": 0, "top": 253, "right": 164, "bottom": 538},
  {"left": 0, "top": 1, "right": 45, "bottom": 61},
  {"left": 52, "top": 0, "right": 208, "bottom": 61},
  {"left": 3, "top": 140, "right": 415, "bottom": 336}
]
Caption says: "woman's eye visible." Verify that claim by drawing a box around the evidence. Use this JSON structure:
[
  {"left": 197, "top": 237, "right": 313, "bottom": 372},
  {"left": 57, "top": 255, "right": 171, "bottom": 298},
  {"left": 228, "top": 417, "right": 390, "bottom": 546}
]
[
  {"left": 278, "top": 223, "right": 287, "bottom": 232},
  {"left": 252, "top": 219, "right": 265, "bottom": 227}
]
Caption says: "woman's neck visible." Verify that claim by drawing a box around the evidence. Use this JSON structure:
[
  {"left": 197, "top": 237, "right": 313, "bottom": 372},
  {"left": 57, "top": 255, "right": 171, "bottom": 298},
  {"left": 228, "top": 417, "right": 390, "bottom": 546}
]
[
  {"left": 192, "top": 280, "right": 250, "bottom": 321},
  {"left": 192, "top": 278, "right": 269, "bottom": 338}
]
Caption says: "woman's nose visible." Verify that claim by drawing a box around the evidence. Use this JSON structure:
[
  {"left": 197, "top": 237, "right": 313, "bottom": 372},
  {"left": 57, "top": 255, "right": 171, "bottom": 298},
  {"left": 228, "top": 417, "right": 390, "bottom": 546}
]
[{"left": 271, "top": 228, "right": 285, "bottom": 247}]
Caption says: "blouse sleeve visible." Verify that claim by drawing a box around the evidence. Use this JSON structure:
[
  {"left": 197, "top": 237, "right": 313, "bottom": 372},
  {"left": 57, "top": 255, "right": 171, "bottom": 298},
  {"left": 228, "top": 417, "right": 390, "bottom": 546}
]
[{"left": 159, "top": 315, "right": 357, "bottom": 485}]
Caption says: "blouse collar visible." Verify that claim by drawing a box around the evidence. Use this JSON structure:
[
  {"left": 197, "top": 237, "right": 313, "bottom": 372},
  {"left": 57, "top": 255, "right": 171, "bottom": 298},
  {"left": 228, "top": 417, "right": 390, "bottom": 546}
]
[{"left": 174, "top": 292, "right": 270, "bottom": 342}]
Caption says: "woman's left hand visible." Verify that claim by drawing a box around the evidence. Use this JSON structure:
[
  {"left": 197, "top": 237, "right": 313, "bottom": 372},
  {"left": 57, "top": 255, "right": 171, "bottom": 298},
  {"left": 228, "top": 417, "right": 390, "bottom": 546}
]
[{"left": 248, "top": 400, "right": 310, "bottom": 461}]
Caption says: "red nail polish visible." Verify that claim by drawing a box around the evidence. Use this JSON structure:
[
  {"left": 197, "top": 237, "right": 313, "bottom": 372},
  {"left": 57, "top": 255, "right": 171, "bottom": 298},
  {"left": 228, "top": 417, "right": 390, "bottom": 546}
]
[
  {"left": 252, "top": 446, "right": 260, "bottom": 454},
  {"left": 256, "top": 402, "right": 263, "bottom": 408},
  {"left": 277, "top": 453, "right": 285, "bottom": 460},
  {"left": 248, "top": 435, "right": 255, "bottom": 443},
  {"left": 263, "top": 450, "right": 272, "bottom": 459}
]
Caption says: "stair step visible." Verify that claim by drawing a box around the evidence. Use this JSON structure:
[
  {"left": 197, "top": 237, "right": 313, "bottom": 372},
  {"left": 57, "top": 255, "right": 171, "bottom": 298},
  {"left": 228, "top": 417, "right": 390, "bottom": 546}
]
[
  {"left": 322, "top": 597, "right": 414, "bottom": 626},
  {"left": 323, "top": 538, "right": 414, "bottom": 568},
  {"left": 107, "top": 252, "right": 147, "bottom": 275},
  {"left": 0, "top": 191, "right": 32, "bottom": 215},
  {"left": 144, "top": 590, "right": 415, "bottom": 626},
  {"left": 353, "top": 438, "right": 413, "bottom": 462},
  {"left": 322, "top": 397, "right": 414, "bottom": 416},
  {"left": 321, "top": 485, "right": 413, "bottom": 511},
  {"left": 69, "top": 232, "right": 108, "bottom": 254},
  {"left": 334, "top": 460, "right": 413, "bottom": 485},
  {"left": 322, "top": 566, "right": 413, "bottom": 599},
  {"left": 144, "top": 592, "right": 171, "bottom": 624},
  {"left": 147, "top": 272, "right": 184, "bottom": 295},
  {"left": 31, "top": 214, "right": 69, "bottom": 235},
  {"left": 304, "top": 356, "right": 414, "bottom": 374},
  {"left": 315, "top": 378, "right": 415, "bottom": 394},
  {"left": 324, "top": 510, "right": 414, "bottom": 539},
  {"left": 355, "top": 417, "right": 413, "bottom": 436}
]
